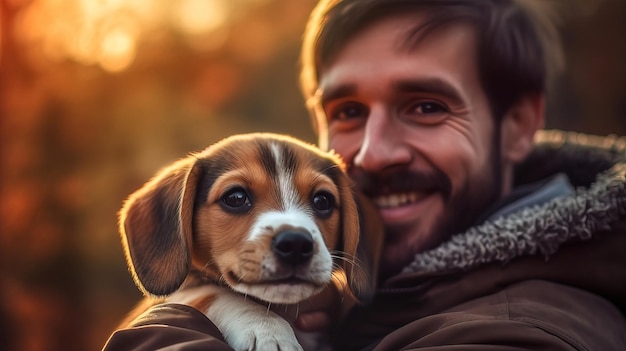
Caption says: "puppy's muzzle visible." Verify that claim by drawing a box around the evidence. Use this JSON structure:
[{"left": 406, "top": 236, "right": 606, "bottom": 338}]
[{"left": 272, "top": 231, "right": 314, "bottom": 266}]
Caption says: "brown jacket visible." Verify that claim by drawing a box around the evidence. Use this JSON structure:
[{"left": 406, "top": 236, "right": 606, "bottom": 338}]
[{"left": 103, "top": 130, "right": 626, "bottom": 351}]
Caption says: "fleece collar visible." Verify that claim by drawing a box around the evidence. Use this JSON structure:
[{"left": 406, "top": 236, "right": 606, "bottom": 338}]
[{"left": 402, "top": 130, "right": 626, "bottom": 275}]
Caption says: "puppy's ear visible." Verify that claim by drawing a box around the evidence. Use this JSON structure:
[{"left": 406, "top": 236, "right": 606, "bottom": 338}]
[
  {"left": 119, "top": 157, "right": 202, "bottom": 297},
  {"left": 337, "top": 173, "right": 383, "bottom": 304}
]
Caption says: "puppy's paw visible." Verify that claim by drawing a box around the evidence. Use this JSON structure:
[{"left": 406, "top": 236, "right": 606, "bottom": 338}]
[
  {"left": 206, "top": 289, "right": 304, "bottom": 351},
  {"left": 226, "top": 315, "right": 303, "bottom": 351}
]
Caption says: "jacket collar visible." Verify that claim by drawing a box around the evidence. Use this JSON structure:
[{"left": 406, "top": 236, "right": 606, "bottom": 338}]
[{"left": 478, "top": 172, "right": 574, "bottom": 224}]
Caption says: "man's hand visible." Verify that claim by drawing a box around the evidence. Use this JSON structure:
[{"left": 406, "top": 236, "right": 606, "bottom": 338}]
[
  {"left": 264, "top": 282, "right": 343, "bottom": 334},
  {"left": 293, "top": 283, "right": 345, "bottom": 333}
]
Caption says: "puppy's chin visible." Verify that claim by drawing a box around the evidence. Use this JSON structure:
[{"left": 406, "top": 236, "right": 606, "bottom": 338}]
[
  {"left": 230, "top": 281, "right": 324, "bottom": 304},
  {"left": 220, "top": 255, "right": 334, "bottom": 304}
]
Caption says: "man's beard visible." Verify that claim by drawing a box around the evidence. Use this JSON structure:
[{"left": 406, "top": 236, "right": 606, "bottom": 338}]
[
  {"left": 352, "top": 166, "right": 498, "bottom": 245},
  {"left": 349, "top": 135, "right": 503, "bottom": 277},
  {"left": 430, "top": 173, "right": 501, "bottom": 248}
]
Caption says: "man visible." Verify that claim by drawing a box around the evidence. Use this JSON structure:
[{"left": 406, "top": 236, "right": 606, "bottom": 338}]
[
  {"left": 104, "top": 0, "right": 626, "bottom": 349},
  {"left": 296, "top": 0, "right": 626, "bottom": 350}
]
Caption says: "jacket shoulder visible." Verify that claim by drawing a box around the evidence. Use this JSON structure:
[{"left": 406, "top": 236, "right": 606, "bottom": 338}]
[{"left": 102, "top": 303, "right": 233, "bottom": 351}]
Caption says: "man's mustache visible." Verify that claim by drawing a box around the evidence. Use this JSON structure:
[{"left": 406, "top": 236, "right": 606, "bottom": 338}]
[{"left": 349, "top": 167, "right": 452, "bottom": 201}]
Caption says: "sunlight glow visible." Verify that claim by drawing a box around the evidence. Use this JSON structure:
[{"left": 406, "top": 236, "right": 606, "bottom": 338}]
[
  {"left": 99, "top": 27, "right": 137, "bottom": 72},
  {"left": 13, "top": 0, "right": 276, "bottom": 72},
  {"left": 174, "top": 0, "right": 230, "bottom": 35}
]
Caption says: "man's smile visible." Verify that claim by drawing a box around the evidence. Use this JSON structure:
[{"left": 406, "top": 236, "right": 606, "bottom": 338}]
[{"left": 373, "top": 191, "right": 425, "bottom": 208}]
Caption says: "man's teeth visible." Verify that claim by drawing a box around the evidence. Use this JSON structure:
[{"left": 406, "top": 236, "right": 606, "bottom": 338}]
[{"left": 374, "top": 192, "right": 421, "bottom": 208}]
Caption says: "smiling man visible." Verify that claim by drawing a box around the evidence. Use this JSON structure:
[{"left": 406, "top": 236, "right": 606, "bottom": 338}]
[{"left": 297, "top": 0, "right": 626, "bottom": 350}]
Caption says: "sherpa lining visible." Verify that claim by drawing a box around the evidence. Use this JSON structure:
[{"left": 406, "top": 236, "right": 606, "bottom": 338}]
[{"left": 403, "top": 130, "right": 626, "bottom": 275}]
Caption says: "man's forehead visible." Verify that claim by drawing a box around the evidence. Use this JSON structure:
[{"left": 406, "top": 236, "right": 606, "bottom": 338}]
[{"left": 319, "top": 9, "right": 477, "bottom": 66}]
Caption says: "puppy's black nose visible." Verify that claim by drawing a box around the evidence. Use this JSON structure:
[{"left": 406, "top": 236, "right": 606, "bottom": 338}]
[{"left": 272, "top": 231, "right": 314, "bottom": 265}]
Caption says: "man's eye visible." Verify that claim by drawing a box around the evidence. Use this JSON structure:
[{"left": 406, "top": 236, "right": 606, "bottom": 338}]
[
  {"left": 412, "top": 101, "right": 447, "bottom": 114},
  {"left": 402, "top": 100, "right": 449, "bottom": 125},
  {"left": 328, "top": 102, "right": 368, "bottom": 121}
]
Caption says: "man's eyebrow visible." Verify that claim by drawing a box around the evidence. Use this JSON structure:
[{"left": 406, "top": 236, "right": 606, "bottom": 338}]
[
  {"left": 319, "top": 84, "right": 357, "bottom": 105},
  {"left": 318, "top": 79, "right": 465, "bottom": 106},
  {"left": 394, "top": 79, "right": 465, "bottom": 105}
]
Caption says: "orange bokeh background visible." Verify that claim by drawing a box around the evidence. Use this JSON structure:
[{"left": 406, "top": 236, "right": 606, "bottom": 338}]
[{"left": 0, "top": 1, "right": 624, "bottom": 350}]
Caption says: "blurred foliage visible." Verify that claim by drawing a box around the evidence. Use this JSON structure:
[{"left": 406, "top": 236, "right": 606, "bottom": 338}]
[{"left": 0, "top": 0, "right": 624, "bottom": 350}]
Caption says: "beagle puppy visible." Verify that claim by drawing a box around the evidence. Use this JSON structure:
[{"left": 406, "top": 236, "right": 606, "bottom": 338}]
[{"left": 118, "top": 133, "right": 382, "bottom": 351}]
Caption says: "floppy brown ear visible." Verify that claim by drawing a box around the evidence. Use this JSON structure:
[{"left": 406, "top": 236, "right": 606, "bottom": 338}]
[
  {"left": 337, "top": 173, "right": 383, "bottom": 304},
  {"left": 119, "top": 157, "right": 202, "bottom": 297}
]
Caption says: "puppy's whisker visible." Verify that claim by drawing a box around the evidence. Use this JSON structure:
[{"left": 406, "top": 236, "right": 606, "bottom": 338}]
[
  {"left": 330, "top": 251, "right": 360, "bottom": 266},
  {"left": 330, "top": 249, "right": 358, "bottom": 260},
  {"left": 235, "top": 271, "right": 246, "bottom": 284},
  {"left": 217, "top": 274, "right": 228, "bottom": 286},
  {"left": 330, "top": 252, "right": 367, "bottom": 277}
]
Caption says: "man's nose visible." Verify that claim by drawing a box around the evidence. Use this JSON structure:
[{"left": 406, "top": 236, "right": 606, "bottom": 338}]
[{"left": 353, "top": 109, "right": 411, "bottom": 171}]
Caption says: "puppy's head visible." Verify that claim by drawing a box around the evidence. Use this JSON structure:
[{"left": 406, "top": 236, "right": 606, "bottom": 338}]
[{"left": 119, "top": 133, "right": 381, "bottom": 304}]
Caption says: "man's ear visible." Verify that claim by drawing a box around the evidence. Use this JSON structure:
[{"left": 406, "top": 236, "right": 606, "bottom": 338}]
[{"left": 500, "top": 93, "right": 545, "bottom": 164}]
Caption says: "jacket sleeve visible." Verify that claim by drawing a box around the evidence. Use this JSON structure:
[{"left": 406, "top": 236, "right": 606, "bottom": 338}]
[{"left": 102, "top": 303, "right": 234, "bottom": 351}]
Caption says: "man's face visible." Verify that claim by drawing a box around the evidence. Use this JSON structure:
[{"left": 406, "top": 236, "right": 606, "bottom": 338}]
[{"left": 317, "top": 13, "right": 503, "bottom": 278}]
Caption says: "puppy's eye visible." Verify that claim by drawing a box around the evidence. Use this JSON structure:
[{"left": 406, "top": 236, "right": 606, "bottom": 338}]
[
  {"left": 221, "top": 187, "right": 252, "bottom": 212},
  {"left": 312, "top": 191, "right": 335, "bottom": 217}
]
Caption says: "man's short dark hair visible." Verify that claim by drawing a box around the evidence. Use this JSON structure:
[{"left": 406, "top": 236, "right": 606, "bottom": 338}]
[{"left": 301, "top": 0, "right": 564, "bottom": 129}]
